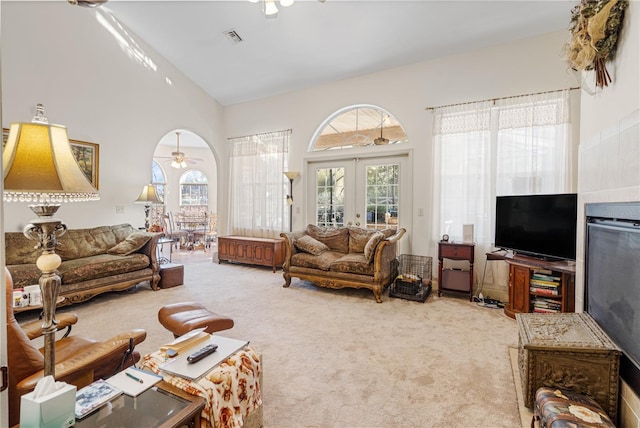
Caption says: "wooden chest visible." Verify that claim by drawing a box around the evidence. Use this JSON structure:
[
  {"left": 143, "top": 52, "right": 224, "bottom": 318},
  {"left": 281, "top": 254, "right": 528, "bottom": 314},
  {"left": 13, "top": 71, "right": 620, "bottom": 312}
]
[
  {"left": 218, "top": 236, "right": 284, "bottom": 272},
  {"left": 517, "top": 312, "right": 621, "bottom": 424},
  {"left": 159, "top": 263, "right": 184, "bottom": 289}
]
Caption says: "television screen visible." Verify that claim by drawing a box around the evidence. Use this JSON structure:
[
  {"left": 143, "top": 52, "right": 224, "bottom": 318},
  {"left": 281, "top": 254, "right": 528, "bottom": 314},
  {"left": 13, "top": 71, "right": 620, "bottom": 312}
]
[{"left": 494, "top": 193, "right": 577, "bottom": 260}]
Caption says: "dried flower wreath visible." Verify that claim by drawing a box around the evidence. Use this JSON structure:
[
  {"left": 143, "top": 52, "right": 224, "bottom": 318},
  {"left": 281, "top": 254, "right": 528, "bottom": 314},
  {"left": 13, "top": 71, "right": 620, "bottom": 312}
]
[{"left": 565, "top": 0, "right": 628, "bottom": 88}]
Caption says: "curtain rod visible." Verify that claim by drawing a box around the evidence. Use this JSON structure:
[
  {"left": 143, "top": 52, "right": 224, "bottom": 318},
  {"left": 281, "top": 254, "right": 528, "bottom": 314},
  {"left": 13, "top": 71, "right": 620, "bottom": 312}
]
[
  {"left": 425, "top": 87, "right": 580, "bottom": 111},
  {"left": 227, "top": 128, "right": 292, "bottom": 141}
]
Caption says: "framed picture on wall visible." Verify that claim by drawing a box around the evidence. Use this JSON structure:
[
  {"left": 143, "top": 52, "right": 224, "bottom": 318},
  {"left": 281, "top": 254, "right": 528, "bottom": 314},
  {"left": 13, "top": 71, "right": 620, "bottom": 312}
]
[
  {"left": 2, "top": 128, "right": 100, "bottom": 189},
  {"left": 70, "top": 139, "right": 100, "bottom": 189}
]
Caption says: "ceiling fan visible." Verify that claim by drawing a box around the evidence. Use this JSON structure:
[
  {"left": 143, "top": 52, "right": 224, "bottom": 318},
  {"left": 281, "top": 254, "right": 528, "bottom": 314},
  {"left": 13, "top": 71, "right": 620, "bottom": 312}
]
[
  {"left": 373, "top": 114, "right": 389, "bottom": 145},
  {"left": 155, "top": 132, "right": 202, "bottom": 169}
]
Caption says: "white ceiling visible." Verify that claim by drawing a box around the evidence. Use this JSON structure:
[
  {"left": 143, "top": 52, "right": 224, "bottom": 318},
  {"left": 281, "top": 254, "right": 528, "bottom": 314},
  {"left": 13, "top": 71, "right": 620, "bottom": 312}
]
[{"left": 104, "top": 0, "right": 573, "bottom": 108}]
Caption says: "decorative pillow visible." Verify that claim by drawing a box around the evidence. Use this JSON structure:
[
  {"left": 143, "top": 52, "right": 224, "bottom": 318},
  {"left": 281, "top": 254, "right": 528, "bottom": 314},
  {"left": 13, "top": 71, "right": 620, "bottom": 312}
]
[
  {"left": 294, "top": 235, "right": 330, "bottom": 256},
  {"left": 107, "top": 232, "right": 151, "bottom": 256},
  {"left": 364, "top": 231, "right": 385, "bottom": 263},
  {"left": 348, "top": 227, "right": 377, "bottom": 253}
]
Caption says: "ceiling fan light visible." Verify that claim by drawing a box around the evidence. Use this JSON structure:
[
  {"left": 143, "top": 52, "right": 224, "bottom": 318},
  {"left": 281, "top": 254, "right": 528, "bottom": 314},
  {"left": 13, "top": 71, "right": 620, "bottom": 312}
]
[
  {"left": 171, "top": 159, "right": 180, "bottom": 169},
  {"left": 265, "top": 0, "right": 279, "bottom": 16},
  {"left": 180, "top": 160, "right": 187, "bottom": 168},
  {"left": 280, "top": 0, "right": 294, "bottom": 7}
]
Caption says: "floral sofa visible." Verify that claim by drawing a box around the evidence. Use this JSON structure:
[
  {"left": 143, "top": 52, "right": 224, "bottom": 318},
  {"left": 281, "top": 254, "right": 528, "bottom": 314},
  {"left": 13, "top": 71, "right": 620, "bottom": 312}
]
[
  {"left": 280, "top": 225, "right": 406, "bottom": 303},
  {"left": 5, "top": 223, "right": 161, "bottom": 308}
]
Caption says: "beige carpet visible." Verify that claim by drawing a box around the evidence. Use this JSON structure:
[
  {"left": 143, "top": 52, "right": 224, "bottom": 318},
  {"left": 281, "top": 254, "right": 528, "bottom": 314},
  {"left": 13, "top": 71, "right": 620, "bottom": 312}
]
[{"left": 18, "top": 249, "right": 531, "bottom": 427}]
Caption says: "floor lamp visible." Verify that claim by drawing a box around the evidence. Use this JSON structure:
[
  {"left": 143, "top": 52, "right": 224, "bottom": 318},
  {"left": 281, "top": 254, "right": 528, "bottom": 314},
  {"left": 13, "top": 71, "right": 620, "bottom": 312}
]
[
  {"left": 134, "top": 184, "right": 164, "bottom": 230},
  {"left": 2, "top": 104, "right": 99, "bottom": 377},
  {"left": 284, "top": 171, "right": 299, "bottom": 232}
]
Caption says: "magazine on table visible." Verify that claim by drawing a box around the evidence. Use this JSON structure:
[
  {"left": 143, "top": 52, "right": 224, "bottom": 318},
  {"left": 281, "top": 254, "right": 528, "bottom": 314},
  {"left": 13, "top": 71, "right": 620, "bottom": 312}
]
[{"left": 75, "top": 379, "right": 123, "bottom": 419}]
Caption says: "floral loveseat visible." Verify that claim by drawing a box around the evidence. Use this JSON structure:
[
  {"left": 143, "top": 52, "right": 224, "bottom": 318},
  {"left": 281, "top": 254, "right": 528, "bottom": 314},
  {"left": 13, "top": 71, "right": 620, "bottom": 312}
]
[
  {"left": 5, "top": 223, "right": 161, "bottom": 308},
  {"left": 280, "top": 225, "right": 406, "bottom": 303}
]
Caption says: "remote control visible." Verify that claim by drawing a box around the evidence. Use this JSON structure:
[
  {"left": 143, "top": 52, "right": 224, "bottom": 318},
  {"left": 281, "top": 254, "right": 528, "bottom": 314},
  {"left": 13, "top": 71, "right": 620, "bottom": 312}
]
[{"left": 187, "top": 344, "right": 218, "bottom": 364}]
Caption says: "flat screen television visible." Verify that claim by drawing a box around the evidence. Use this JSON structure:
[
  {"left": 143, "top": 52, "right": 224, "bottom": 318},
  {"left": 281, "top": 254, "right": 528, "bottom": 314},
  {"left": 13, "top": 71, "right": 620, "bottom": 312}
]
[{"left": 494, "top": 193, "right": 578, "bottom": 261}]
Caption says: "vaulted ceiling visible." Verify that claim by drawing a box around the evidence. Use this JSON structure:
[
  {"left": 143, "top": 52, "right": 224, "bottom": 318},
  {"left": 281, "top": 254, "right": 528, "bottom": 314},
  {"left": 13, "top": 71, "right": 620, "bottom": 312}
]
[{"left": 105, "top": 1, "right": 573, "bottom": 107}]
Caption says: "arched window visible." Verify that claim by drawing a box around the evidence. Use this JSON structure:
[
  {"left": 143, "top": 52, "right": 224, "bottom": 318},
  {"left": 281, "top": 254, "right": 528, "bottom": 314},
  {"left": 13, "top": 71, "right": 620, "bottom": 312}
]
[
  {"left": 312, "top": 105, "right": 408, "bottom": 151},
  {"left": 150, "top": 160, "right": 167, "bottom": 226},
  {"left": 180, "top": 169, "right": 208, "bottom": 216}
]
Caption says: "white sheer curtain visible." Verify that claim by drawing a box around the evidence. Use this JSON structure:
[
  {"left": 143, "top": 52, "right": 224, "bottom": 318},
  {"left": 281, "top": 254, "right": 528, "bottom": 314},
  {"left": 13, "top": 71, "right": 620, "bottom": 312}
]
[
  {"left": 432, "top": 90, "right": 572, "bottom": 290},
  {"left": 228, "top": 130, "right": 291, "bottom": 238}
]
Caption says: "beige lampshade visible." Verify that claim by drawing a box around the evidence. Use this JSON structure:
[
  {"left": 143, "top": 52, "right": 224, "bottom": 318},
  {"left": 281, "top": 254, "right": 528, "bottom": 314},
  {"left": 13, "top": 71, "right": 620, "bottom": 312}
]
[
  {"left": 134, "top": 184, "right": 163, "bottom": 205},
  {"left": 284, "top": 171, "right": 299, "bottom": 181},
  {"left": 3, "top": 121, "right": 99, "bottom": 203}
]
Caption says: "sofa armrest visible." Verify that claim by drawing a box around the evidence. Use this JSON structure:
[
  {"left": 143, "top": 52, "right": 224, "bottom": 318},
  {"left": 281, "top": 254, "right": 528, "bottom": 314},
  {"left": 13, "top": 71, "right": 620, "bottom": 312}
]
[
  {"left": 280, "top": 230, "right": 307, "bottom": 270},
  {"left": 372, "top": 228, "right": 406, "bottom": 281},
  {"left": 137, "top": 232, "right": 162, "bottom": 271}
]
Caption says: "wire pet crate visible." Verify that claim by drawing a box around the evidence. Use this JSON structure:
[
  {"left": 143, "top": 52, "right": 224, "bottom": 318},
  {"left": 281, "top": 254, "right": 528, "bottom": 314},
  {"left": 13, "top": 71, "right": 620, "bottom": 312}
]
[{"left": 389, "top": 254, "right": 432, "bottom": 302}]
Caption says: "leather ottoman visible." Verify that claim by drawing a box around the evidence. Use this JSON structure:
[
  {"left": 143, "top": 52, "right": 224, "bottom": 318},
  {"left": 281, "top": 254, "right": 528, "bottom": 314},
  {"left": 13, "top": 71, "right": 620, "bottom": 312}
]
[
  {"left": 158, "top": 302, "right": 234, "bottom": 337},
  {"left": 159, "top": 263, "right": 184, "bottom": 289}
]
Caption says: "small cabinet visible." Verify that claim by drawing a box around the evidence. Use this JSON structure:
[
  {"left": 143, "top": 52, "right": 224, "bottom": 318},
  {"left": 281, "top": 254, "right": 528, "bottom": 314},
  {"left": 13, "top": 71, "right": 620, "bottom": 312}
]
[
  {"left": 504, "top": 256, "right": 575, "bottom": 319},
  {"left": 218, "top": 236, "right": 285, "bottom": 272},
  {"left": 437, "top": 242, "right": 474, "bottom": 301}
]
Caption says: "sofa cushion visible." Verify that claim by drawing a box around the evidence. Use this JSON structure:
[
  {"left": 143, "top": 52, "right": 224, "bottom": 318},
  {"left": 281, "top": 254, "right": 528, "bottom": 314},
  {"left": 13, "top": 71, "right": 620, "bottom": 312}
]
[
  {"left": 364, "top": 231, "right": 385, "bottom": 263},
  {"left": 294, "top": 235, "right": 330, "bottom": 256},
  {"left": 329, "top": 253, "right": 375, "bottom": 275},
  {"left": 58, "top": 253, "right": 151, "bottom": 284},
  {"left": 56, "top": 226, "right": 123, "bottom": 260},
  {"left": 291, "top": 251, "right": 343, "bottom": 271},
  {"left": 348, "top": 227, "right": 378, "bottom": 253},
  {"left": 107, "top": 232, "right": 152, "bottom": 256},
  {"left": 306, "top": 225, "right": 349, "bottom": 254}
]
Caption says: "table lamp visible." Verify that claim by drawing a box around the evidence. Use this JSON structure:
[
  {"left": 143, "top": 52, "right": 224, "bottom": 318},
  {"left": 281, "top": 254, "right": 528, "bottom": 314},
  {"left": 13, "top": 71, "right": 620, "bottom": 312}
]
[
  {"left": 3, "top": 104, "right": 99, "bottom": 377},
  {"left": 134, "top": 184, "right": 163, "bottom": 230}
]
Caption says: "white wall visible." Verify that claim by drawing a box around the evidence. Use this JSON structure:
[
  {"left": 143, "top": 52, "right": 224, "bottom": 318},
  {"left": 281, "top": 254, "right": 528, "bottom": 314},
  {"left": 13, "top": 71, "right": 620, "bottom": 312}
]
[
  {"left": 575, "top": 4, "right": 640, "bottom": 426},
  {"left": 224, "top": 30, "right": 577, "bottom": 262},
  {"left": 1, "top": 2, "right": 227, "bottom": 232}
]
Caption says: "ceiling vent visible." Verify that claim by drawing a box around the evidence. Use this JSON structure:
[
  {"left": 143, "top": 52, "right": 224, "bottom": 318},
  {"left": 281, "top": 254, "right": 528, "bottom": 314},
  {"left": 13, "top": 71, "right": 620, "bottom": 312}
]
[{"left": 223, "top": 29, "right": 244, "bottom": 45}]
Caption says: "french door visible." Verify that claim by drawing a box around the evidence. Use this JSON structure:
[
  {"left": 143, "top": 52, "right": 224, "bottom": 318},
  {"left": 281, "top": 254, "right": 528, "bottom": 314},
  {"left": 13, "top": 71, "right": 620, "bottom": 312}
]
[{"left": 306, "top": 155, "right": 410, "bottom": 231}]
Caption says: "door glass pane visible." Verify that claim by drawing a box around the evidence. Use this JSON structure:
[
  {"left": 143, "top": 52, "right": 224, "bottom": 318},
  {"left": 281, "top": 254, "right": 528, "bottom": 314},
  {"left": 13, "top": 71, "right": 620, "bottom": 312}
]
[
  {"left": 365, "top": 164, "right": 399, "bottom": 230},
  {"left": 316, "top": 167, "right": 345, "bottom": 227}
]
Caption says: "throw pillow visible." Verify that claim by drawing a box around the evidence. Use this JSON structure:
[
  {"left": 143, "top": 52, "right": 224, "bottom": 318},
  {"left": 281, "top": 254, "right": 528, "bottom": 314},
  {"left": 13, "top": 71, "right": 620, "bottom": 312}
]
[
  {"left": 364, "top": 231, "right": 385, "bottom": 263},
  {"left": 107, "top": 232, "right": 151, "bottom": 256},
  {"left": 348, "top": 227, "right": 377, "bottom": 253},
  {"left": 295, "top": 235, "right": 330, "bottom": 256}
]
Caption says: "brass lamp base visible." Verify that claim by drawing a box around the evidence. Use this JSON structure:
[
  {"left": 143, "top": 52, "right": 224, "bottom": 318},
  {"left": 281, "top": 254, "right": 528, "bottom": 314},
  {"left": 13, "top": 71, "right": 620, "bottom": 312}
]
[{"left": 23, "top": 204, "right": 68, "bottom": 377}]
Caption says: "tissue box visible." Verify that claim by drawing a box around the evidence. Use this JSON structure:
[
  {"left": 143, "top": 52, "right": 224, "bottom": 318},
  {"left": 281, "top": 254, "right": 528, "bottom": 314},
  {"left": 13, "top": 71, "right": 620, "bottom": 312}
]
[{"left": 20, "top": 383, "right": 77, "bottom": 428}]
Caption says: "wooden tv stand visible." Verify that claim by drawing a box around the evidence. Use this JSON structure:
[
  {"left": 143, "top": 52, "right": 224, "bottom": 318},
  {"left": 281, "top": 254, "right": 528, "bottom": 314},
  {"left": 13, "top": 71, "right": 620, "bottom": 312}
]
[
  {"left": 218, "top": 236, "right": 285, "bottom": 272},
  {"left": 486, "top": 251, "right": 575, "bottom": 319}
]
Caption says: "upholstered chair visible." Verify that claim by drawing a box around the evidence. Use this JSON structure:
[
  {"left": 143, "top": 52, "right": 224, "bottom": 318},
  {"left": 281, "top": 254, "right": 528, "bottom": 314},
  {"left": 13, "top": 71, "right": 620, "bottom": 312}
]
[{"left": 5, "top": 267, "right": 146, "bottom": 427}]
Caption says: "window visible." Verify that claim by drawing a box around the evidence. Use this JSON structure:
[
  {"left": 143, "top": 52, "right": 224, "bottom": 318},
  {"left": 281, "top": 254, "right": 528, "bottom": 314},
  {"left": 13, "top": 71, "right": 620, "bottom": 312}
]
[
  {"left": 180, "top": 170, "right": 208, "bottom": 215},
  {"left": 432, "top": 89, "right": 573, "bottom": 250},
  {"left": 228, "top": 129, "right": 291, "bottom": 237},
  {"left": 312, "top": 105, "right": 408, "bottom": 151},
  {"left": 150, "top": 160, "right": 166, "bottom": 226}
]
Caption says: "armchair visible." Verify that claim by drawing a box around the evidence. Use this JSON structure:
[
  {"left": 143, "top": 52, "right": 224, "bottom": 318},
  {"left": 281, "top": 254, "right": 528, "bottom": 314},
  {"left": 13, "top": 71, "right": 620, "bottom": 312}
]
[{"left": 5, "top": 268, "right": 147, "bottom": 427}]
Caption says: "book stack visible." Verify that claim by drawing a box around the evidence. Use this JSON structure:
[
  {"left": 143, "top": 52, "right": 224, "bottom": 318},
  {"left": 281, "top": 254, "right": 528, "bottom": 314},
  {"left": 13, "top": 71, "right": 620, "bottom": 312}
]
[
  {"left": 529, "top": 272, "right": 561, "bottom": 296},
  {"left": 530, "top": 271, "right": 562, "bottom": 313},
  {"left": 532, "top": 297, "right": 562, "bottom": 313}
]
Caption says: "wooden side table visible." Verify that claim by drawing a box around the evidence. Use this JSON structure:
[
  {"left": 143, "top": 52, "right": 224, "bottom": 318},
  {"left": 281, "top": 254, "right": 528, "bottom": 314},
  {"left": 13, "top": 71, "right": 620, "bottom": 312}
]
[{"left": 437, "top": 241, "right": 474, "bottom": 301}]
